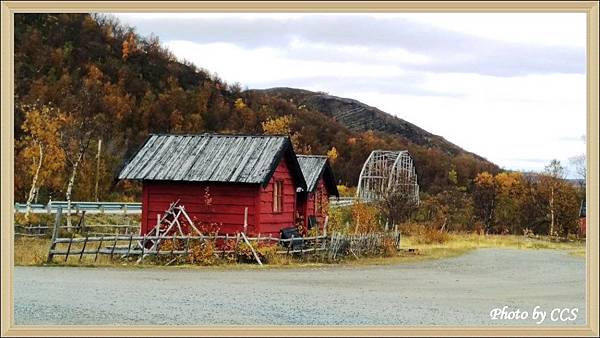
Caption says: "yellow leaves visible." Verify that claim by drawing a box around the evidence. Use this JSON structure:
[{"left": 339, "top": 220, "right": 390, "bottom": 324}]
[
  {"left": 495, "top": 172, "right": 524, "bottom": 196},
  {"left": 475, "top": 171, "right": 524, "bottom": 197},
  {"left": 261, "top": 115, "right": 293, "bottom": 135},
  {"left": 262, "top": 115, "right": 312, "bottom": 154},
  {"left": 336, "top": 184, "right": 356, "bottom": 197},
  {"left": 326, "top": 147, "right": 339, "bottom": 164},
  {"left": 351, "top": 200, "right": 379, "bottom": 234},
  {"left": 18, "top": 103, "right": 67, "bottom": 190},
  {"left": 234, "top": 98, "right": 246, "bottom": 110},
  {"left": 474, "top": 171, "right": 496, "bottom": 189},
  {"left": 448, "top": 168, "right": 458, "bottom": 185}
]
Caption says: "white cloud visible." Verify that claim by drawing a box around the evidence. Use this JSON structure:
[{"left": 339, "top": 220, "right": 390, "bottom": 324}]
[
  {"left": 164, "top": 40, "right": 410, "bottom": 85},
  {"left": 394, "top": 13, "right": 586, "bottom": 48},
  {"left": 114, "top": 13, "right": 587, "bottom": 177}
]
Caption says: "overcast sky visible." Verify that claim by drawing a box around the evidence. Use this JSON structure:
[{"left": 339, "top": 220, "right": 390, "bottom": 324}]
[{"left": 113, "top": 13, "right": 587, "bottom": 178}]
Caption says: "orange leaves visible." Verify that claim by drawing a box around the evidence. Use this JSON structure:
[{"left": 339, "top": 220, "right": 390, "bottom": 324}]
[
  {"left": 121, "top": 32, "right": 137, "bottom": 61},
  {"left": 351, "top": 200, "right": 379, "bottom": 234},
  {"left": 18, "top": 103, "right": 67, "bottom": 189}
]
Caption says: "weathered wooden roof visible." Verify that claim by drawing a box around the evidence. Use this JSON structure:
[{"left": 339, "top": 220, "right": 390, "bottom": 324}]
[
  {"left": 296, "top": 155, "right": 339, "bottom": 196},
  {"left": 118, "top": 134, "right": 306, "bottom": 189}
]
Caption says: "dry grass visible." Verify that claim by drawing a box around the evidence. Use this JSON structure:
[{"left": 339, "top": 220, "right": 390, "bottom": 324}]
[
  {"left": 13, "top": 237, "right": 49, "bottom": 266},
  {"left": 13, "top": 232, "right": 586, "bottom": 268},
  {"left": 401, "top": 232, "right": 586, "bottom": 259}
]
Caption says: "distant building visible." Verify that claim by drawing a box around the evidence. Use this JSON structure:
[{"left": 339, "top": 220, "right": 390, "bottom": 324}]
[
  {"left": 579, "top": 199, "right": 586, "bottom": 238},
  {"left": 296, "top": 155, "right": 339, "bottom": 231}
]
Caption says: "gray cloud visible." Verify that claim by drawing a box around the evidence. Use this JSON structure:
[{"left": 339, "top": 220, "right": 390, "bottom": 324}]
[
  {"left": 113, "top": 14, "right": 585, "bottom": 77},
  {"left": 251, "top": 75, "right": 464, "bottom": 98}
]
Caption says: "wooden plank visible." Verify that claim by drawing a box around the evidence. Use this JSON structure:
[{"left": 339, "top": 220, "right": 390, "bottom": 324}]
[
  {"left": 46, "top": 207, "right": 62, "bottom": 263},
  {"left": 110, "top": 236, "right": 118, "bottom": 259},
  {"left": 241, "top": 232, "right": 262, "bottom": 266},
  {"left": 64, "top": 233, "right": 74, "bottom": 262},
  {"left": 78, "top": 236, "right": 88, "bottom": 262},
  {"left": 126, "top": 234, "right": 133, "bottom": 257},
  {"left": 94, "top": 236, "right": 104, "bottom": 262}
]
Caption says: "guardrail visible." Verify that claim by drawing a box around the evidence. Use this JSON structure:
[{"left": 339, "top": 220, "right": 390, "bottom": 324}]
[
  {"left": 15, "top": 197, "right": 356, "bottom": 214},
  {"left": 329, "top": 197, "right": 355, "bottom": 207},
  {"left": 14, "top": 201, "right": 142, "bottom": 214}
]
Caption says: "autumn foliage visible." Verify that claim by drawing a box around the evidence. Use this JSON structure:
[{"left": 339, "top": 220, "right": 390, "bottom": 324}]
[
  {"left": 14, "top": 13, "right": 501, "bottom": 207},
  {"left": 13, "top": 14, "right": 582, "bottom": 239}
]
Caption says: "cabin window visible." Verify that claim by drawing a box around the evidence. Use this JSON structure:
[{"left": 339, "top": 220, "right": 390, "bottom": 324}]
[{"left": 273, "top": 180, "right": 284, "bottom": 213}]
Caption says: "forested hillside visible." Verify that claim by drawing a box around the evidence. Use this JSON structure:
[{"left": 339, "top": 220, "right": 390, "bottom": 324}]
[
  {"left": 15, "top": 14, "right": 497, "bottom": 201},
  {"left": 14, "top": 13, "right": 499, "bottom": 204},
  {"left": 13, "top": 13, "right": 582, "bottom": 237}
]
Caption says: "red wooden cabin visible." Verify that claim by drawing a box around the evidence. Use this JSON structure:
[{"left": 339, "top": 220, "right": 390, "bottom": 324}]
[
  {"left": 578, "top": 199, "right": 586, "bottom": 238},
  {"left": 118, "top": 134, "right": 307, "bottom": 237},
  {"left": 296, "top": 155, "right": 339, "bottom": 231}
]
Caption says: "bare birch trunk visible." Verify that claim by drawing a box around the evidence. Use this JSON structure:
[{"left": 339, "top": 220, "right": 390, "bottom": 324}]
[
  {"left": 94, "top": 139, "right": 102, "bottom": 202},
  {"left": 25, "top": 142, "right": 43, "bottom": 222},
  {"left": 549, "top": 186, "right": 555, "bottom": 236},
  {"left": 65, "top": 149, "right": 85, "bottom": 228}
]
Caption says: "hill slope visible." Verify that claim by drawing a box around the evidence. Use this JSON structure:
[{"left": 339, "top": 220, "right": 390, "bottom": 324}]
[
  {"left": 13, "top": 13, "right": 498, "bottom": 203},
  {"left": 251, "top": 87, "right": 483, "bottom": 159}
]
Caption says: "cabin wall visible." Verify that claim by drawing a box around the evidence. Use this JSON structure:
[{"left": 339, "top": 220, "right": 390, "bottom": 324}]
[
  {"left": 257, "top": 156, "right": 297, "bottom": 237},
  {"left": 141, "top": 181, "right": 257, "bottom": 235},
  {"left": 305, "top": 178, "right": 328, "bottom": 229}
]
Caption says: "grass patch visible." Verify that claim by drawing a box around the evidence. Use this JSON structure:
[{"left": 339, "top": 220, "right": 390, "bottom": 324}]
[
  {"left": 401, "top": 232, "right": 586, "bottom": 254},
  {"left": 14, "top": 232, "right": 585, "bottom": 269}
]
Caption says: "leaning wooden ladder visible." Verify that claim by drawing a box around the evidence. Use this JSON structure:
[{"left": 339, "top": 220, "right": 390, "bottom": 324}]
[{"left": 137, "top": 200, "right": 206, "bottom": 263}]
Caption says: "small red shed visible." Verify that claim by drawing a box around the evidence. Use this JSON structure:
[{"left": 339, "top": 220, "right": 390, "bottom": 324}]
[
  {"left": 296, "top": 155, "right": 339, "bottom": 231},
  {"left": 578, "top": 199, "right": 586, "bottom": 238},
  {"left": 118, "top": 134, "right": 307, "bottom": 237}
]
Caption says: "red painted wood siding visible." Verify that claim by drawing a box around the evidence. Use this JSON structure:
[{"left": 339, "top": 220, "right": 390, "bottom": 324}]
[
  {"left": 304, "top": 178, "right": 328, "bottom": 229},
  {"left": 141, "top": 181, "right": 257, "bottom": 235},
  {"left": 258, "top": 157, "right": 297, "bottom": 237}
]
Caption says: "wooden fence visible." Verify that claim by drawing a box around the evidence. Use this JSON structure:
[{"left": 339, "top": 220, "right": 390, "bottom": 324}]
[
  {"left": 42, "top": 207, "right": 401, "bottom": 265},
  {"left": 15, "top": 209, "right": 140, "bottom": 237},
  {"left": 46, "top": 230, "right": 400, "bottom": 264}
]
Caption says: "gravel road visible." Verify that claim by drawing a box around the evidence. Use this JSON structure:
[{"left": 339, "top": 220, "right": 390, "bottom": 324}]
[{"left": 14, "top": 248, "right": 586, "bottom": 326}]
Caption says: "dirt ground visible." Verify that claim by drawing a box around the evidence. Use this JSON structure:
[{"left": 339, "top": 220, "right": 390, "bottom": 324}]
[{"left": 13, "top": 248, "right": 586, "bottom": 326}]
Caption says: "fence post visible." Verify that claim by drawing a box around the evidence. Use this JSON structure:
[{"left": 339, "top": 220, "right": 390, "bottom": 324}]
[
  {"left": 80, "top": 211, "right": 86, "bottom": 234},
  {"left": 64, "top": 233, "right": 74, "bottom": 262},
  {"left": 46, "top": 207, "right": 62, "bottom": 263},
  {"left": 79, "top": 236, "right": 89, "bottom": 262},
  {"left": 126, "top": 234, "right": 133, "bottom": 257},
  {"left": 94, "top": 236, "right": 104, "bottom": 262}
]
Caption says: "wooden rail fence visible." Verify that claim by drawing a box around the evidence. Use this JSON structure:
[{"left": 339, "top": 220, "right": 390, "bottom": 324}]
[{"left": 42, "top": 207, "right": 401, "bottom": 264}]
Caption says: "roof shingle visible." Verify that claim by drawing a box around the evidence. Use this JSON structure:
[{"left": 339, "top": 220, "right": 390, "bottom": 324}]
[
  {"left": 296, "top": 155, "right": 339, "bottom": 196},
  {"left": 118, "top": 134, "right": 306, "bottom": 189}
]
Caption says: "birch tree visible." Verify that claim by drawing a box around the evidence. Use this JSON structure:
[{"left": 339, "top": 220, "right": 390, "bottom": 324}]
[
  {"left": 18, "top": 103, "right": 65, "bottom": 221},
  {"left": 542, "top": 160, "right": 566, "bottom": 236}
]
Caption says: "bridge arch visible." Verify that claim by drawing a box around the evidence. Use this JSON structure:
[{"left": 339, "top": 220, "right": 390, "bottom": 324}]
[{"left": 356, "top": 150, "right": 419, "bottom": 204}]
